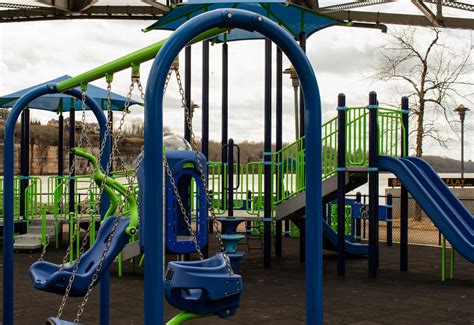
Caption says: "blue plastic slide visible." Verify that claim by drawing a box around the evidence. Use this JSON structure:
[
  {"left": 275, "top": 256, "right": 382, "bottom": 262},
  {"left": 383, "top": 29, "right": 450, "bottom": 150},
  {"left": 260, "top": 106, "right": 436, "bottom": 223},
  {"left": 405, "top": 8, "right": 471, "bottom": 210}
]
[
  {"left": 322, "top": 222, "right": 368, "bottom": 256},
  {"left": 379, "top": 156, "right": 473, "bottom": 263}
]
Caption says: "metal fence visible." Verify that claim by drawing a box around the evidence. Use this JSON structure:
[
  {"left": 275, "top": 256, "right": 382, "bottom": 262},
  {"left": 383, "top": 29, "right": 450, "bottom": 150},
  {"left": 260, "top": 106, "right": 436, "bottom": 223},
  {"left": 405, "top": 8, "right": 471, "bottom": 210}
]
[{"left": 355, "top": 194, "right": 474, "bottom": 247}]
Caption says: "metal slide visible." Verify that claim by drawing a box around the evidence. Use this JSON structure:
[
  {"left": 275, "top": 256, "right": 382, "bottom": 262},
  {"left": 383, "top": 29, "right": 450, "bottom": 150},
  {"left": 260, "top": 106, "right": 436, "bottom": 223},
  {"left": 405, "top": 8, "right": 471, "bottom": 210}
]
[{"left": 378, "top": 156, "right": 473, "bottom": 263}]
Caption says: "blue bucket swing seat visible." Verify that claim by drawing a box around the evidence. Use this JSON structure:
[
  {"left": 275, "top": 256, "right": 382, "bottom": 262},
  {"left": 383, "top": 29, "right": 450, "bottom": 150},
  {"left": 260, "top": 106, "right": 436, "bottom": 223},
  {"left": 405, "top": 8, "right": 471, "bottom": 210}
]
[
  {"left": 155, "top": 145, "right": 244, "bottom": 319},
  {"left": 29, "top": 216, "right": 131, "bottom": 296},
  {"left": 164, "top": 253, "right": 243, "bottom": 318},
  {"left": 29, "top": 148, "right": 139, "bottom": 299}
]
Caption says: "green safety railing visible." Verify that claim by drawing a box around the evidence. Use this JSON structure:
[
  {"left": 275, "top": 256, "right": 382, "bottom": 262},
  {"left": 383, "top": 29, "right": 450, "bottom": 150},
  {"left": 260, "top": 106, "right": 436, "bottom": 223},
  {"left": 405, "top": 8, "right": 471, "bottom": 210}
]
[
  {"left": 346, "top": 107, "right": 369, "bottom": 166},
  {"left": 244, "top": 162, "right": 266, "bottom": 216},
  {"left": 378, "top": 107, "right": 406, "bottom": 157},
  {"left": 273, "top": 137, "right": 304, "bottom": 205},
  {"left": 0, "top": 176, "right": 42, "bottom": 221},
  {"left": 272, "top": 106, "right": 404, "bottom": 205},
  {"left": 322, "top": 116, "right": 338, "bottom": 178}
]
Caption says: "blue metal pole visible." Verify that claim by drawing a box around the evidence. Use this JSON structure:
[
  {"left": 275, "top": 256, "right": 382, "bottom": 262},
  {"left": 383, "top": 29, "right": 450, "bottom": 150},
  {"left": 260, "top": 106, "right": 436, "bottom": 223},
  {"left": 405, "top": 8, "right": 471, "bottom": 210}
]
[
  {"left": 275, "top": 47, "right": 283, "bottom": 257},
  {"left": 202, "top": 39, "right": 210, "bottom": 258},
  {"left": 3, "top": 85, "right": 109, "bottom": 325},
  {"left": 20, "top": 108, "right": 30, "bottom": 234},
  {"left": 263, "top": 38, "right": 272, "bottom": 268},
  {"left": 145, "top": 9, "right": 323, "bottom": 324},
  {"left": 400, "top": 96, "right": 409, "bottom": 271},
  {"left": 368, "top": 91, "right": 379, "bottom": 278},
  {"left": 337, "top": 93, "right": 346, "bottom": 276},
  {"left": 184, "top": 45, "right": 192, "bottom": 142}
]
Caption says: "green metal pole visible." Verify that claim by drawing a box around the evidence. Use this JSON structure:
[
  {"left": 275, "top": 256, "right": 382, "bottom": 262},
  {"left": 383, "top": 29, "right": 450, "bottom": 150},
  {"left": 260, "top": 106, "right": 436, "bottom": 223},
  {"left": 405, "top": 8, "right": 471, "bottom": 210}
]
[
  {"left": 118, "top": 253, "right": 123, "bottom": 277},
  {"left": 76, "top": 212, "right": 80, "bottom": 260},
  {"left": 55, "top": 212, "right": 59, "bottom": 249},
  {"left": 450, "top": 246, "right": 454, "bottom": 279},
  {"left": 441, "top": 235, "right": 446, "bottom": 282},
  {"left": 56, "top": 28, "right": 227, "bottom": 92}
]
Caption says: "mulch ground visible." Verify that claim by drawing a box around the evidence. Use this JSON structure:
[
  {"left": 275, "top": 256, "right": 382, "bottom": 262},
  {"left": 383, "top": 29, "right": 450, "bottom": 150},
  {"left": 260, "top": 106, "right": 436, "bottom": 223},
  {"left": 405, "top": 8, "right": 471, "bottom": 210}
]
[{"left": 1, "top": 236, "right": 473, "bottom": 324}]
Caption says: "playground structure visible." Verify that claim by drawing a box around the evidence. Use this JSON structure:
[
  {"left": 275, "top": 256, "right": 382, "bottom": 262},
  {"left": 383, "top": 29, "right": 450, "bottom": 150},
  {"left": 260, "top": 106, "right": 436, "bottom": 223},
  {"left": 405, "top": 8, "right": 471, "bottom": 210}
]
[{"left": 1, "top": 4, "right": 473, "bottom": 325}]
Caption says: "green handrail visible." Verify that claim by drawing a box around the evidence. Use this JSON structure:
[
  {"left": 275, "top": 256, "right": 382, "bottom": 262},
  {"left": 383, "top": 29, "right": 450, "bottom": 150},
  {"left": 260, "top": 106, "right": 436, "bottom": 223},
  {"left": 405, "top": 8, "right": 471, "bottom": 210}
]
[{"left": 73, "top": 148, "right": 138, "bottom": 236}]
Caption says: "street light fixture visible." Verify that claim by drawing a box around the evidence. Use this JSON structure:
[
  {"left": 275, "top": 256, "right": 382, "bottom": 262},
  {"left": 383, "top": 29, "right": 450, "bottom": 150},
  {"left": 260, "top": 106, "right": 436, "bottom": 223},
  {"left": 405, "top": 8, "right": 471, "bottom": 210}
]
[
  {"left": 283, "top": 65, "right": 300, "bottom": 140},
  {"left": 454, "top": 104, "right": 470, "bottom": 179}
]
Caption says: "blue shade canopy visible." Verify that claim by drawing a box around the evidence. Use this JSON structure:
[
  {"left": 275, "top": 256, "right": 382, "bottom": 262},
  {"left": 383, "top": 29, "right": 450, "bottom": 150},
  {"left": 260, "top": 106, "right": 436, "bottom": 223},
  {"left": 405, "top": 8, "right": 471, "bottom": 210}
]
[
  {"left": 0, "top": 75, "right": 142, "bottom": 112},
  {"left": 144, "top": 0, "right": 342, "bottom": 42}
]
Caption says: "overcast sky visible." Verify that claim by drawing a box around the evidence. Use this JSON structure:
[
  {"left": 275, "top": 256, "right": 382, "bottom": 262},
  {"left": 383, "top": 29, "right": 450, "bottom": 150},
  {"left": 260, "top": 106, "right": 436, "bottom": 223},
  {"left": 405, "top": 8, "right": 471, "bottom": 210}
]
[{"left": 0, "top": 2, "right": 473, "bottom": 160}]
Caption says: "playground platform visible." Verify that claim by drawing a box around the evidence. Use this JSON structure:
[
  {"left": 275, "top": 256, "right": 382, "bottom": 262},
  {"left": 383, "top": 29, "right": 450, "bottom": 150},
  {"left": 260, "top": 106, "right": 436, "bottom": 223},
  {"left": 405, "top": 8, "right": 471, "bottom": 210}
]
[{"left": 1, "top": 236, "right": 472, "bottom": 324}]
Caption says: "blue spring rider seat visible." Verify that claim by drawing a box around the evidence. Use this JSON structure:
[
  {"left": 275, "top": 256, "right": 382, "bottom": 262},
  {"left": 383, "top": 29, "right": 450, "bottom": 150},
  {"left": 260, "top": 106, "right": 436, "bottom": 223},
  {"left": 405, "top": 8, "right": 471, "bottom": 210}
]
[
  {"left": 29, "top": 216, "right": 131, "bottom": 296},
  {"left": 164, "top": 253, "right": 243, "bottom": 318}
]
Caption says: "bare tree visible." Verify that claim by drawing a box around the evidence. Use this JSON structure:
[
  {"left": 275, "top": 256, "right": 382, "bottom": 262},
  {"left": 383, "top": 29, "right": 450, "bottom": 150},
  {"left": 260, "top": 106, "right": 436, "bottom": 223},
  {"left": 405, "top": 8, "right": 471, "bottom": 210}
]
[{"left": 375, "top": 27, "right": 473, "bottom": 157}]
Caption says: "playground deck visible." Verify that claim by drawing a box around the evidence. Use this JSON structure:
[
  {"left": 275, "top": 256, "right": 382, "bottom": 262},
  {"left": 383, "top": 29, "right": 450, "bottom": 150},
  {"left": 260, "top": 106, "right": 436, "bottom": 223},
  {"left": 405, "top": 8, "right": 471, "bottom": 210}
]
[{"left": 1, "top": 237, "right": 473, "bottom": 324}]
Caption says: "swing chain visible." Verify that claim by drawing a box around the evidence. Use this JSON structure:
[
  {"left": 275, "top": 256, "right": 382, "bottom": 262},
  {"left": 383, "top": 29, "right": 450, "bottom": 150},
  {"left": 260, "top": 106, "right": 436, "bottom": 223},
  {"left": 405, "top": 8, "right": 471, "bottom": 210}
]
[
  {"left": 57, "top": 78, "right": 136, "bottom": 319},
  {"left": 71, "top": 77, "right": 142, "bottom": 324},
  {"left": 39, "top": 90, "right": 90, "bottom": 261},
  {"left": 73, "top": 214, "right": 121, "bottom": 323},
  {"left": 174, "top": 69, "right": 233, "bottom": 275},
  {"left": 74, "top": 141, "right": 143, "bottom": 324}
]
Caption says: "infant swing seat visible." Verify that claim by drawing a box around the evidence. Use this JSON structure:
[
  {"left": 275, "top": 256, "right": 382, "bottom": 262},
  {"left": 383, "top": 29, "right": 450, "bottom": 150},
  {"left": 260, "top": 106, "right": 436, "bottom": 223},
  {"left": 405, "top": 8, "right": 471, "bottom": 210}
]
[{"left": 164, "top": 253, "right": 243, "bottom": 318}]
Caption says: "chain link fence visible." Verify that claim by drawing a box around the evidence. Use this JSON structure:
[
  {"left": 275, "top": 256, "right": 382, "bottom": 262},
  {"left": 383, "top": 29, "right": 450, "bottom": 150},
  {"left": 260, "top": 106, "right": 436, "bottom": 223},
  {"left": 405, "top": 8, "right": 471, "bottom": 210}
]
[{"left": 355, "top": 194, "right": 474, "bottom": 247}]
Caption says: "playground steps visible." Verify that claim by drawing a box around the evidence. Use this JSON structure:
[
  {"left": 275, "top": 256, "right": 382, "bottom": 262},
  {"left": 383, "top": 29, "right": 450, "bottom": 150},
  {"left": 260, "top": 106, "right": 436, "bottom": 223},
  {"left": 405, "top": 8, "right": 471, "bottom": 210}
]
[
  {"left": 14, "top": 219, "right": 57, "bottom": 251},
  {"left": 116, "top": 241, "right": 141, "bottom": 261},
  {"left": 275, "top": 172, "right": 368, "bottom": 222}
]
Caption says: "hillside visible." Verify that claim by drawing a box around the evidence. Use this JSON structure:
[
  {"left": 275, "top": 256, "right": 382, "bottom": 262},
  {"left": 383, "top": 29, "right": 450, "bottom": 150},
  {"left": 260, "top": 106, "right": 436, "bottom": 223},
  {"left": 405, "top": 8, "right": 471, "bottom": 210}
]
[{"left": 421, "top": 155, "right": 474, "bottom": 173}]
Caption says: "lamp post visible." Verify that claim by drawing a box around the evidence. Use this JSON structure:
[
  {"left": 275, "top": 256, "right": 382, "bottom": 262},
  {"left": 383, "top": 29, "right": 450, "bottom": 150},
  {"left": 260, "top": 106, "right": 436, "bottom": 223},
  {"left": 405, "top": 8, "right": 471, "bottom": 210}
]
[
  {"left": 454, "top": 104, "right": 470, "bottom": 179},
  {"left": 283, "top": 65, "right": 299, "bottom": 140}
]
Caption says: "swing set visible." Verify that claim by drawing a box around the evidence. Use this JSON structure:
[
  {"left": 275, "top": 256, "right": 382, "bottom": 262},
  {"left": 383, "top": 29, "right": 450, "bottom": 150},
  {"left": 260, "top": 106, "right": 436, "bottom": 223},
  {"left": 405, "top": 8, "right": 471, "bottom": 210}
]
[{"left": 3, "top": 8, "right": 324, "bottom": 325}]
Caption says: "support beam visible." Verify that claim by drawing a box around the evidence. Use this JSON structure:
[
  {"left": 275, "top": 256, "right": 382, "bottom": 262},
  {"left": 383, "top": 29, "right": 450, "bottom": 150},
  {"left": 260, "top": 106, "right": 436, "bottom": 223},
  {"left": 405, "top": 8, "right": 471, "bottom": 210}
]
[
  {"left": 325, "top": 10, "right": 474, "bottom": 29},
  {"left": 36, "top": 0, "right": 98, "bottom": 12},
  {"left": 411, "top": 0, "right": 442, "bottom": 26},
  {"left": 320, "top": 0, "right": 395, "bottom": 13},
  {"left": 141, "top": 0, "right": 170, "bottom": 12},
  {"left": 425, "top": 0, "right": 474, "bottom": 12}
]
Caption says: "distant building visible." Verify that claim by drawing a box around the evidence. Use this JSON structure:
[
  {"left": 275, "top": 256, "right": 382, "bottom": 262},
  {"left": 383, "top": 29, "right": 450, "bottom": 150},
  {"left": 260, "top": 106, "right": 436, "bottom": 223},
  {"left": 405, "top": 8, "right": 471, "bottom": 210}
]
[{"left": 47, "top": 119, "right": 59, "bottom": 127}]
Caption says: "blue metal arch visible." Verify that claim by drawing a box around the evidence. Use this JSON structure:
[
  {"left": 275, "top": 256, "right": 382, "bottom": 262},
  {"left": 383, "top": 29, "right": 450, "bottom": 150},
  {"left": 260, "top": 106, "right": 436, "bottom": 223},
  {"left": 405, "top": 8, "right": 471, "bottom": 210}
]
[
  {"left": 144, "top": 8, "right": 323, "bottom": 324},
  {"left": 2, "top": 84, "right": 111, "bottom": 325}
]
